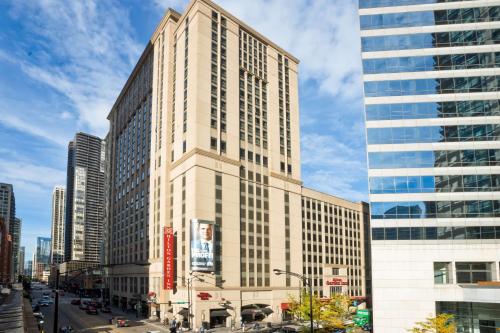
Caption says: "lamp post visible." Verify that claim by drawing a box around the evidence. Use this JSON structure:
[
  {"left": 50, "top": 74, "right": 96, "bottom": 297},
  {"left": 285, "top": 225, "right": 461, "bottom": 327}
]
[
  {"left": 273, "top": 269, "right": 313, "bottom": 333},
  {"left": 187, "top": 272, "right": 205, "bottom": 330}
]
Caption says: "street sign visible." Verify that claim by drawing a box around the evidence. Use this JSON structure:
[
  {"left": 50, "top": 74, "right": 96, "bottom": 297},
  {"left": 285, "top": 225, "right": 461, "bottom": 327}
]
[{"left": 172, "top": 301, "right": 188, "bottom": 304}]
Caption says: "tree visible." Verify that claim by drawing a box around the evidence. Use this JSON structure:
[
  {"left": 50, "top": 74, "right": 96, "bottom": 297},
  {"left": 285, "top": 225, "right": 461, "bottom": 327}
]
[
  {"left": 409, "top": 313, "right": 456, "bottom": 333},
  {"left": 287, "top": 291, "right": 353, "bottom": 331}
]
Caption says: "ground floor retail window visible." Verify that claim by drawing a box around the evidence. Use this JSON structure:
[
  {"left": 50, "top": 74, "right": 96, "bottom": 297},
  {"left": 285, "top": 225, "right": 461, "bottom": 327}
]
[{"left": 436, "top": 301, "right": 500, "bottom": 333}]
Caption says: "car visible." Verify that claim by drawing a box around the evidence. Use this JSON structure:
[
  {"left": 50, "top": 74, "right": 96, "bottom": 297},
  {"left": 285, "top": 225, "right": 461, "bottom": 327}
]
[
  {"left": 79, "top": 304, "right": 89, "bottom": 311},
  {"left": 39, "top": 300, "right": 50, "bottom": 307},
  {"left": 33, "top": 312, "right": 44, "bottom": 320},
  {"left": 42, "top": 291, "right": 50, "bottom": 296},
  {"left": 86, "top": 306, "right": 98, "bottom": 315},
  {"left": 101, "top": 307, "right": 111, "bottom": 313},
  {"left": 32, "top": 304, "right": 40, "bottom": 312},
  {"left": 110, "top": 316, "right": 130, "bottom": 327},
  {"left": 59, "top": 326, "right": 74, "bottom": 333},
  {"left": 70, "top": 299, "right": 81, "bottom": 305}
]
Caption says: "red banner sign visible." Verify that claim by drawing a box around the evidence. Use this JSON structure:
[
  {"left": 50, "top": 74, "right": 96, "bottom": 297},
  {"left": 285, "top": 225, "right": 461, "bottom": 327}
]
[
  {"left": 326, "top": 278, "right": 348, "bottom": 286},
  {"left": 164, "top": 227, "right": 174, "bottom": 290}
]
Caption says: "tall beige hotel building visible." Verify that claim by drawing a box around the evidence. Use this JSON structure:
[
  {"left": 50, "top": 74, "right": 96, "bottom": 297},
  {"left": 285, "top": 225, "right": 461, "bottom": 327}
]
[{"left": 106, "top": 0, "right": 370, "bottom": 328}]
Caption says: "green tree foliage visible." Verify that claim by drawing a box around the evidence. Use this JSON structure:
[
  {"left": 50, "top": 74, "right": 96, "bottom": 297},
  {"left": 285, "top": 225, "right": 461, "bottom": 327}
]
[
  {"left": 287, "top": 291, "right": 353, "bottom": 331},
  {"left": 409, "top": 314, "right": 456, "bottom": 333}
]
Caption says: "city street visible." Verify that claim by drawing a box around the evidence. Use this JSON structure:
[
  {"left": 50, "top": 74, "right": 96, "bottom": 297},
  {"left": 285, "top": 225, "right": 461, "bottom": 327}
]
[{"left": 31, "top": 285, "right": 168, "bottom": 333}]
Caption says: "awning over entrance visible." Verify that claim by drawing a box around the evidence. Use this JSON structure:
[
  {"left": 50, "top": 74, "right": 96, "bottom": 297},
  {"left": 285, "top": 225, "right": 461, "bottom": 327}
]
[
  {"left": 261, "top": 307, "right": 273, "bottom": 315},
  {"left": 210, "top": 310, "right": 231, "bottom": 317},
  {"left": 178, "top": 308, "right": 189, "bottom": 317},
  {"left": 241, "top": 308, "right": 262, "bottom": 316}
]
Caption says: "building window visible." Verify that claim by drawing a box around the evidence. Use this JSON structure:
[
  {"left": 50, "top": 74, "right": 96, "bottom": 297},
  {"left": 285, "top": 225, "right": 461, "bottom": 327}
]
[
  {"left": 434, "top": 262, "right": 452, "bottom": 284},
  {"left": 456, "top": 262, "right": 492, "bottom": 284}
]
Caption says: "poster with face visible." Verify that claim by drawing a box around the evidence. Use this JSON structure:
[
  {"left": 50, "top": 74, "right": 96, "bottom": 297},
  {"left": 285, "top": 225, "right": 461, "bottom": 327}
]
[{"left": 190, "top": 219, "right": 215, "bottom": 272}]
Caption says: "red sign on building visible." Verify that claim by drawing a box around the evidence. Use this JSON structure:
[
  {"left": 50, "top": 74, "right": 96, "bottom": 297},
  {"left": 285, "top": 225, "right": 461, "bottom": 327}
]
[
  {"left": 325, "top": 278, "right": 348, "bottom": 286},
  {"left": 197, "top": 292, "right": 212, "bottom": 300},
  {"left": 164, "top": 227, "right": 174, "bottom": 290}
]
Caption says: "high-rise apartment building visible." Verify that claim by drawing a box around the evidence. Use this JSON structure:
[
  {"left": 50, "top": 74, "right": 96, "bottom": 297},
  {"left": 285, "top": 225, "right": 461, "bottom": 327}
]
[
  {"left": 36, "top": 237, "right": 51, "bottom": 266},
  {"left": 26, "top": 259, "right": 32, "bottom": 278},
  {"left": 0, "top": 183, "right": 16, "bottom": 283},
  {"left": 106, "top": 0, "right": 370, "bottom": 328},
  {"left": 0, "top": 217, "right": 12, "bottom": 284},
  {"left": 359, "top": 0, "right": 500, "bottom": 331},
  {"left": 11, "top": 217, "right": 21, "bottom": 280},
  {"left": 51, "top": 186, "right": 66, "bottom": 264},
  {"left": 65, "top": 133, "right": 106, "bottom": 263},
  {"left": 18, "top": 246, "right": 25, "bottom": 276}
]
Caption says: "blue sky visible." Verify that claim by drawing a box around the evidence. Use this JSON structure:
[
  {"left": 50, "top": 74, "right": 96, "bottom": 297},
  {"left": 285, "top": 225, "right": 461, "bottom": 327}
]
[{"left": 0, "top": 0, "right": 367, "bottom": 262}]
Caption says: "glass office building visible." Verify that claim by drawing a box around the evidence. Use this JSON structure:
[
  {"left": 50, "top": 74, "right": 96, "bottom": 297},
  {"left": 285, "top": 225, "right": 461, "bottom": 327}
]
[{"left": 359, "top": 0, "right": 500, "bottom": 332}]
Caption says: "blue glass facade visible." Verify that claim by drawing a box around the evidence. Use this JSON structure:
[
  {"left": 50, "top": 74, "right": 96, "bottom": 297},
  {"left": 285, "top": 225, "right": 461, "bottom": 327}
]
[
  {"left": 360, "top": 6, "right": 500, "bottom": 30},
  {"left": 362, "top": 29, "right": 500, "bottom": 52},
  {"left": 364, "top": 76, "right": 499, "bottom": 97},
  {"left": 368, "top": 150, "right": 500, "bottom": 169},
  {"left": 370, "top": 174, "right": 500, "bottom": 194},
  {"left": 359, "top": 0, "right": 472, "bottom": 9},
  {"left": 365, "top": 100, "right": 500, "bottom": 120},
  {"left": 367, "top": 124, "right": 499, "bottom": 144},
  {"left": 363, "top": 52, "right": 499, "bottom": 74},
  {"left": 370, "top": 200, "right": 500, "bottom": 219},
  {"left": 372, "top": 226, "right": 500, "bottom": 240}
]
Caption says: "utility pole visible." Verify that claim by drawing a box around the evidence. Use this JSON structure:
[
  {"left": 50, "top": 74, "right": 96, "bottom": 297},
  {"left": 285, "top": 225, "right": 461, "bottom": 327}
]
[{"left": 53, "top": 269, "right": 59, "bottom": 333}]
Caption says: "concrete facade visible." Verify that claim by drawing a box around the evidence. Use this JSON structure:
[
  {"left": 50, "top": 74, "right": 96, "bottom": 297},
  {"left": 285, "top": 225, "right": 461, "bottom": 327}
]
[
  {"left": 106, "top": 0, "right": 370, "bottom": 329},
  {"left": 51, "top": 186, "right": 66, "bottom": 264}
]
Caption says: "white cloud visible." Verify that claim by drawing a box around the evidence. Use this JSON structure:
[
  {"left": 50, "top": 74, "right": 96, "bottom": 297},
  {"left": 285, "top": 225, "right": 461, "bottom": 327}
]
[
  {"left": 0, "top": 112, "right": 67, "bottom": 146},
  {"left": 0, "top": 159, "right": 66, "bottom": 195},
  {"left": 7, "top": 0, "right": 144, "bottom": 136},
  {"left": 213, "top": 0, "right": 362, "bottom": 100},
  {"left": 301, "top": 133, "right": 368, "bottom": 202}
]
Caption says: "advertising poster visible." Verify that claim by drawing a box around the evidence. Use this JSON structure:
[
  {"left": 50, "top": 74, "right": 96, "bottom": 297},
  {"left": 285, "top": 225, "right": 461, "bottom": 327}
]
[{"left": 190, "top": 219, "right": 215, "bottom": 272}]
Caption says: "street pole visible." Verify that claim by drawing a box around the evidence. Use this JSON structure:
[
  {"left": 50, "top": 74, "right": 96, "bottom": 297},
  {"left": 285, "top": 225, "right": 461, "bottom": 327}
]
[
  {"left": 187, "top": 278, "right": 191, "bottom": 330},
  {"left": 53, "top": 269, "right": 59, "bottom": 333},
  {"left": 307, "top": 278, "right": 313, "bottom": 333}
]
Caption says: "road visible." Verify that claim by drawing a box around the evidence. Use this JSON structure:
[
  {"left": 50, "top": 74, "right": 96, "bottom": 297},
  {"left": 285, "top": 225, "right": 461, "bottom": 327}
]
[{"left": 30, "top": 284, "right": 168, "bottom": 333}]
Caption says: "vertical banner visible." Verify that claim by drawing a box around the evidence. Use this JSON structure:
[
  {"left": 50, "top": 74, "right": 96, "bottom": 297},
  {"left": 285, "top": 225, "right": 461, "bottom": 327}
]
[
  {"left": 164, "top": 227, "right": 174, "bottom": 290},
  {"left": 190, "top": 219, "right": 215, "bottom": 272}
]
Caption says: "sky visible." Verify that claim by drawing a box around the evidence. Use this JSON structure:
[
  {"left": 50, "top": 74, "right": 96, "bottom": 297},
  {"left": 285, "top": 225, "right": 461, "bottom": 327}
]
[{"left": 0, "top": 0, "right": 367, "bottom": 263}]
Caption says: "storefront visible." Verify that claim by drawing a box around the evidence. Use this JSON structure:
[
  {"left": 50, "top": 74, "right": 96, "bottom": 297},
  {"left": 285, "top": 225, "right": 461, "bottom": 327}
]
[{"left": 437, "top": 302, "right": 500, "bottom": 333}]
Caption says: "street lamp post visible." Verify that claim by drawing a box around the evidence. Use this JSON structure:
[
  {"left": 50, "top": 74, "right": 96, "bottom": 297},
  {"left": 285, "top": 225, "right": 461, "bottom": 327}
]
[
  {"left": 273, "top": 269, "right": 313, "bottom": 333},
  {"left": 187, "top": 273, "right": 205, "bottom": 330}
]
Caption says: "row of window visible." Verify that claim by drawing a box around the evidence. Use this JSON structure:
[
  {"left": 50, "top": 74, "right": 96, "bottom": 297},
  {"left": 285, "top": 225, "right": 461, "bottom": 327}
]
[
  {"left": 370, "top": 174, "right": 500, "bottom": 194},
  {"left": 359, "top": 0, "right": 470, "bottom": 9},
  {"left": 371, "top": 200, "right": 500, "bottom": 219},
  {"left": 363, "top": 52, "right": 499, "bottom": 74},
  {"left": 434, "top": 262, "right": 496, "bottom": 284},
  {"left": 367, "top": 124, "right": 499, "bottom": 145},
  {"left": 369, "top": 149, "right": 500, "bottom": 169},
  {"left": 362, "top": 29, "right": 499, "bottom": 52},
  {"left": 365, "top": 100, "right": 500, "bottom": 120},
  {"left": 372, "top": 226, "right": 500, "bottom": 241},
  {"left": 360, "top": 6, "right": 499, "bottom": 30},
  {"left": 365, "top": 75, "right": 499, "bottom": 97}
]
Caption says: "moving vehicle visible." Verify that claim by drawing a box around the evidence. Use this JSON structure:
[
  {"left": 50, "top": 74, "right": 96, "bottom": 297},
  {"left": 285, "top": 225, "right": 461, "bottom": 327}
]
[
  {"left": 86, "top": 307, "right": 98, "bottom": 315},
  {"left": 110, "top": 316, "right": 130, "bottom": 327},
  {"left": 59, "top": 326, "right": 74, "bottom": 332},
  {"left": 70, "top": 299, "right": 81, "bottom": 305},
  {"left": 33, "top": 312, "right": 44, "bottom": 320},
  {"left": 79, "top": 304, "right": 89, "bottom": 311}
]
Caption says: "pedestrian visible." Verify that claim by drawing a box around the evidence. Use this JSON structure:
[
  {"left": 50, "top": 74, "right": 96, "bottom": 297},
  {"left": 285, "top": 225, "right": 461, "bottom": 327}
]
[{"left": 170, "top": 318, "right": 177, "bottom": 333}]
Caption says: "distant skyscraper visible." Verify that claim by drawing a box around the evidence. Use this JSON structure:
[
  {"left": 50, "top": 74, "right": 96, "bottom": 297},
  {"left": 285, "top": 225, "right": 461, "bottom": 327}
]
[
  {"left": 11, "top": 217, "right": 21, "bottom": 280},
  {"left": 51, "top": 186, "right": 65, "bottom": 264},
  {"left": 18, "top": 246, "right": 25, "bottom": 276},
  {"left": 0, "top": 183, "right": 15, "bottom": 232},
  {"left": 0, "top": 183, "right": 15, "bottom": 283},
  {"left": 26, "top": 258, "right": 32, "bottom": 278},
  {"left": 359, "top": 0, "right": 500, "bottom": 332},
  {"left": 36, "top": 237, "right": 51, "bottom": 266},
  {"left": 64, "top": 132, "right": 105, "bottom": 262}
]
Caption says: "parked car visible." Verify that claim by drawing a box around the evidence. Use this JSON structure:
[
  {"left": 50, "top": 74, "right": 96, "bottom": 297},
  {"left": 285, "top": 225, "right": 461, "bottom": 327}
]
[
  {"left": 86, "top": 307, "right": 98, "bottom": 315},
  {"left": 33, "top": 312, "right": 44, "bottom": 320},
  {"left": 70, "top": 299, "right": 81, "bottom": 305},
  {"left": 110, "top": 316, "right": 130, "bottom": 327},
  {"left": 59, "top": 326, "right": 74, "bottom": 333},
  {"left": 101, "top": 307, "right": 111, "bottom": 313}
]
